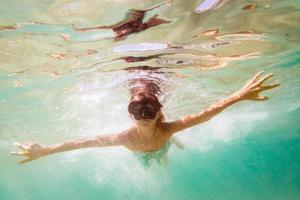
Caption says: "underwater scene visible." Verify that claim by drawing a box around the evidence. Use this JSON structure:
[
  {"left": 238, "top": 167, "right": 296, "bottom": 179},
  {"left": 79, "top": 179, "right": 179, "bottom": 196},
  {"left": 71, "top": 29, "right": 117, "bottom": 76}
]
[{"left": 0, "top": 0, "right": 300, "bottom": 199}]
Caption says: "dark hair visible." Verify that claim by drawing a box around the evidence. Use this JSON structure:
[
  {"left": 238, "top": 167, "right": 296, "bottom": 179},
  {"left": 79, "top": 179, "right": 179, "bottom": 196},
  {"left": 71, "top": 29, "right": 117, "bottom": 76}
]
[
  {"left": 128, "top": 78, "right": 161, "bottom": 97},
  {"left": 129, "top": 91, "right": 160, "bottom": 104}
]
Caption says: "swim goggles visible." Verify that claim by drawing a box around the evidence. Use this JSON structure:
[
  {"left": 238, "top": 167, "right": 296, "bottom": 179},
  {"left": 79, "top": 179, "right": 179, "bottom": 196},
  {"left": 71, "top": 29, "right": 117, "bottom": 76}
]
[{"left": 128, "top": 99, "right": 161, "bottom": 120}]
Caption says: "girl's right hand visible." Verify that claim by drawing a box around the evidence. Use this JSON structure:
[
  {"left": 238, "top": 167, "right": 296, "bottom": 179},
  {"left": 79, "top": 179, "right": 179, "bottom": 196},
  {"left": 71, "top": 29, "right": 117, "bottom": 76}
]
[{"left": 10, "top": 142, "right": 49, "bottom": 164}]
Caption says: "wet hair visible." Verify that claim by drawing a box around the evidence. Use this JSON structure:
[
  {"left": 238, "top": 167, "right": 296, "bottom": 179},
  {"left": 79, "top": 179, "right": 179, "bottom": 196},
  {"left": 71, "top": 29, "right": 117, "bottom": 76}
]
[
  {"left": 129, "top": 91, "right": 161, "bottom": 104},
  {"left": 128, "top": 78, "right": 162, "bottom": 97}
]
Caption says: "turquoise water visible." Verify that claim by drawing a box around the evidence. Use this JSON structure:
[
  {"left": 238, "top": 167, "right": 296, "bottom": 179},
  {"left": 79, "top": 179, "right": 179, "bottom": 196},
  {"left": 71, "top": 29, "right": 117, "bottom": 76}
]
[{"left": 1, "top": 0, "right": 300, "bottom": 199}]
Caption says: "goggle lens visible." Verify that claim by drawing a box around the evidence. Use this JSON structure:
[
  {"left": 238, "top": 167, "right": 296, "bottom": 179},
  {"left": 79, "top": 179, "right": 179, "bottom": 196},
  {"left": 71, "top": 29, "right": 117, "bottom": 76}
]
[{"left": 128, "top": 101, "right": 160, "bottom": 120}]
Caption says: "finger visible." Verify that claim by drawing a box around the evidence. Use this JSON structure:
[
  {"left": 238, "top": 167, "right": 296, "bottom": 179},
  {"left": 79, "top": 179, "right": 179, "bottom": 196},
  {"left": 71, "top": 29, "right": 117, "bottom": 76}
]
[
  {"left": 251, "top": 71, "right": 264, "bottom": 83},
  {"left": 243, "top": 71, "right": 264, "bottom": 89},
  {"left": 19, "top": 159, "right": 32, "bottom": 164},
  {"left": 19, "top": 158, "right": 34, "bottom": 164},
  {"left": 255, "top": 74, "right": 274, "bottom": 86},
  {"left": 10, "top": 151, "right": 29, "bottom": 156},
  {"left": 261, "top": 83, "right": 280, "bottom": 90},
  {"left": 252, "top": 96, "right": 269, "bottom": 101},
  {"left": 14, "top": 142, "right": 29, "bottom": 150}
]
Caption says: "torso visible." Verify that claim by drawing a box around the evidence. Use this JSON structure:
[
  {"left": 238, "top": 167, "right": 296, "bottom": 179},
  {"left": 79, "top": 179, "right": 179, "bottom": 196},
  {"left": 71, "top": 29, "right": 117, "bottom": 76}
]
[{"left": 122, "top": 123, "right": 171, "bottom": 152}]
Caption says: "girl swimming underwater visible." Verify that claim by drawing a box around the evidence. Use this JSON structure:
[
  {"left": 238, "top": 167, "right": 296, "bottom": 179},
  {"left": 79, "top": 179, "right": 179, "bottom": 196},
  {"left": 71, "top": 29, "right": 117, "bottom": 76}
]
[{"left": 11, "top": 71, "right": 279, "bottom": 165}]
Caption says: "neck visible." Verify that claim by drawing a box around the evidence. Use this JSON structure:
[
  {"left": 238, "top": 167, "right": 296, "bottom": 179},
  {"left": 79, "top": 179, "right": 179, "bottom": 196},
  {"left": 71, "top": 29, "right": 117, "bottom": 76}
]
[{"left": 136, "top": 122, "right": 157, "bottom": 138}]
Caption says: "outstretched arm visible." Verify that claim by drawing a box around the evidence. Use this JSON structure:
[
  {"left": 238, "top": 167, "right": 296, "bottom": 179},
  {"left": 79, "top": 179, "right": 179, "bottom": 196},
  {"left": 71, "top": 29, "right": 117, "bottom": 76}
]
[
  {"left": 11, "top": 132, "right": 128, "bottom": 164},
  {"left": 166, "top": 71, "right": 280, "bottom": 134}
]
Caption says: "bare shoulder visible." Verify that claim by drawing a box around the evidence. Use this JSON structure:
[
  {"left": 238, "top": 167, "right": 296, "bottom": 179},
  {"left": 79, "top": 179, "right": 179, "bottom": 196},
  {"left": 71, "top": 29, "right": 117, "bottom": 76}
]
[
  {"left": 161, "top": 119, "right": 189, "bottom": 136},
  {"left": 115, "top": 126, "right": 137, "bottom": 143},
  {"left": 160, "top": 121, "right": 178, "bottom": 137}
]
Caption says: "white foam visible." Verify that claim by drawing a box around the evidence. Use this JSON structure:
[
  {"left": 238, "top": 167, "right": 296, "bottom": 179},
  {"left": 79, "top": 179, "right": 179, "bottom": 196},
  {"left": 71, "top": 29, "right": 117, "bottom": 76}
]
[{"left": 177, "top": 110, "right": 269, "bottom": 152}]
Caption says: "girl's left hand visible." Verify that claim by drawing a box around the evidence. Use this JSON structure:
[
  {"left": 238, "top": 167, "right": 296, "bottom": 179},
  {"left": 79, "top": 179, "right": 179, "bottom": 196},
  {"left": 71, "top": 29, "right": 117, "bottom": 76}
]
[{"left": 237, "top": 71, "right": 280, "bottom": 101}]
